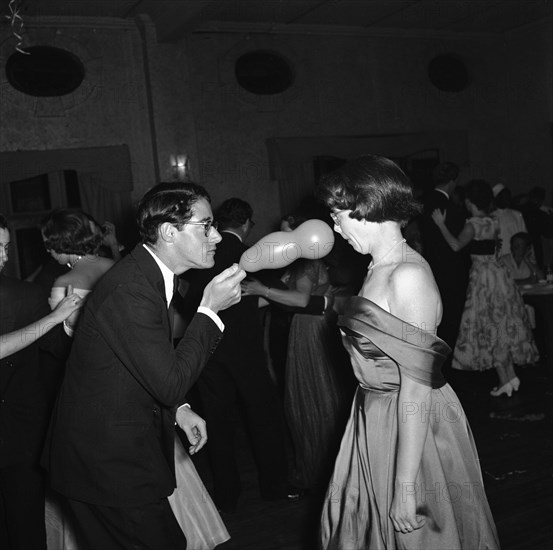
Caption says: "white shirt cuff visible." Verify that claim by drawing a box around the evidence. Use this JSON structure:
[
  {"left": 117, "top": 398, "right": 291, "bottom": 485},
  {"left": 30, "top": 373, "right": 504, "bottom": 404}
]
[
  {"left": 175, "top": 402, "right": 191, "bottom": 425},
  {"left": 197, "top": 306, "right": 225, "bottom": 332}
]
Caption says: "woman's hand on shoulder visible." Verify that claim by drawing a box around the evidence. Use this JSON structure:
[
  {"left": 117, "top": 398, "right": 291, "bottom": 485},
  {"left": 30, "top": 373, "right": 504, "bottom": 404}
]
[
  {"left": 431, "top": 208, "right": 446, "bottom": 226},
  {"left": 49, "top": 286, "right": 83, "bottom": 324}
]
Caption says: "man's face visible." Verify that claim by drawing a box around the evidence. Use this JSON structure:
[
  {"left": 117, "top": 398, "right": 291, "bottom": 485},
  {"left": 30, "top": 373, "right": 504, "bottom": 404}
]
[
  {"left": 170, "top": 198, "right": 222, "bottom": 273},
  {"left": 0, "top": 227, "right": 10, "bottom": 274}
]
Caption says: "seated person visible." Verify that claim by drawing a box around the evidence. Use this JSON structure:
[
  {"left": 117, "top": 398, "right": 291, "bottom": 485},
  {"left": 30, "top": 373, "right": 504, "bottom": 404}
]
[{"left": 500, "top": 232, "right": 543, "bottom": 284}]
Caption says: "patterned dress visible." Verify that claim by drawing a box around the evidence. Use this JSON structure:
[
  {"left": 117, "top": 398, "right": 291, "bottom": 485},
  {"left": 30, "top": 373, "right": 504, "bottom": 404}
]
[
  {"left": 320, "top": 297, "right": 500, "bottom": 550},
  {"left": 452, "top": 216, "right": 539, "bottom": 371}
]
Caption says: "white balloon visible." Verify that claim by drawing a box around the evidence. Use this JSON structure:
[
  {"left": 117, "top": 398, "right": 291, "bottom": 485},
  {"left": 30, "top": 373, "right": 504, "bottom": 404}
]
[{"left": 239, "top": 219, "right": 335, "bottom": 273}]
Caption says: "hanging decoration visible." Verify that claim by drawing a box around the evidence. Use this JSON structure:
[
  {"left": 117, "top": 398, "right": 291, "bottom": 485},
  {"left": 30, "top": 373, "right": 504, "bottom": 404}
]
[{"left": 5, "top": 0, "right": 30, "bottom": 54}]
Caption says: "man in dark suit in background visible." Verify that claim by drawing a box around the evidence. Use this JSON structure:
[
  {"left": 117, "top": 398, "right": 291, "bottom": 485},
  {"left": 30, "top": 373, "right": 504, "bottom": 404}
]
[
  {"left": 420, "top": 162, "right": 470, "bottom": 352},
  {"left": 182, "top": 198, "right": 293, "bottom": 514},
  {"left": 0, "top": 215, "right": 71, "bottom": 550},
  {"left": 42, "top": 183, "right": 245, "bottom": 550}
]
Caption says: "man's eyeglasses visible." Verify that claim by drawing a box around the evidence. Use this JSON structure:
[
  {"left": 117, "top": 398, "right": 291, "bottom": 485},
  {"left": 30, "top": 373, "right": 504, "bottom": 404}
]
[{"left": 184, "top": 219, "right": 218, "bottom": 237}]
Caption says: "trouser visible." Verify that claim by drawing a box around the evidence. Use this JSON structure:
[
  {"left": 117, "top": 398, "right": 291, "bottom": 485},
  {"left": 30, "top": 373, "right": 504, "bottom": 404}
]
[
  {"left": 66, "top": 496, "right": 186, "bottom": 550},
  {"left": 0, "top": 459, "right": 46, "bottom": 550}
]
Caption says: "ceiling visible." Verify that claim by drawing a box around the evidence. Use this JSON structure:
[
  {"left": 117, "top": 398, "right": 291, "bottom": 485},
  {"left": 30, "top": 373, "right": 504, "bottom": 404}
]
[{"left": 4, "top": 0, "right": 553, "bottom": 42}]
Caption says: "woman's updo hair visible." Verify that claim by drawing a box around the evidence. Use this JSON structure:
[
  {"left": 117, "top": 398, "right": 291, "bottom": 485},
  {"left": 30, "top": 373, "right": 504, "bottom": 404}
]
[
  {"left": 464, "top": 179, "right": 494, "bottom": 214},
  {"left": 41, "top": 208, "right": 103, "bottom": 255},
  {"left": 316, "top": 155, "right": 422, "bottom": 227}
]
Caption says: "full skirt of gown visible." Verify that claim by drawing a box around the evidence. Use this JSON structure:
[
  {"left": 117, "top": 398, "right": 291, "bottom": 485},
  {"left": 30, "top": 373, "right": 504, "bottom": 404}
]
[
  {"left": 320, "top": 297, "right": 500, "bottom": 550},
  {"left": 452, "top": 256, "right": 539, "bottom": 371}
]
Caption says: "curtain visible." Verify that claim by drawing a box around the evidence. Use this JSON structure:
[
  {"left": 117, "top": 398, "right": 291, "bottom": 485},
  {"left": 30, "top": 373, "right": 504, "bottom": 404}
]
[{"left": 0, "top": 145, "right": 136, "bottom": 245}]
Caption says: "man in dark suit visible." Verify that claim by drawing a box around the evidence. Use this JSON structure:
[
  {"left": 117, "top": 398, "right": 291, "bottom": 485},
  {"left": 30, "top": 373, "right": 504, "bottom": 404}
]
[
  {"left": 182, "top": 198, "right": 293, "bottom": 513},
  {"left": 0, "top": 215, "right": 71, "bottom": 550},
  {"left": 42, "top": 183, "right": 245, "bottom": 550},
  {"left": 420, "top": 162, "right": 470, "bottom": 351}
]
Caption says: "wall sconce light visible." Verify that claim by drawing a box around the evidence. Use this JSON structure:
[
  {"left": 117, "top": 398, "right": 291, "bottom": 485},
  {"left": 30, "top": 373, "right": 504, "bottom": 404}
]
[{"left": 171, "top": 154, "right": 190, "bottom": 181}]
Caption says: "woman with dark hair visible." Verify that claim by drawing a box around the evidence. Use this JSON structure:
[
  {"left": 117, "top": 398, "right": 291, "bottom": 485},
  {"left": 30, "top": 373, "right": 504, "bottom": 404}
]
[
  {"left": 433, "top": 180, "right": 538, "bottom": 396},
  {"left": 317, "top": 156, "right": 499, "bottom": 549},
  {"left": 41, "top": 208, "right": 115, "bottom": 330}
]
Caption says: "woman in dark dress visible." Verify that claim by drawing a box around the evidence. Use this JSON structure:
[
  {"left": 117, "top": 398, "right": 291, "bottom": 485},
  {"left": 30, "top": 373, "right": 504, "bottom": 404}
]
[
  {"left": 242, "top": 215, "right": 351, "bottom": 491},
  {"left": 316, "top": 156, "right": 499, "bottom": 549}
]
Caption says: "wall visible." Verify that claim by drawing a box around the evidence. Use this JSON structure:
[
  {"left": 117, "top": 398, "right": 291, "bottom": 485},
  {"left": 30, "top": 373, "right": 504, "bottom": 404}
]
[
  {"left": 155, "top": 23, "right": 552, "bottom": 239},
  {"left": 0, "top": 16, "right": 157, "bottom": 201},
  {"left": 504, "top": 19, "right": 553, "bottom": 194},
  {"left": 1, "top": 14, "right": 550, "bottom": 243}
]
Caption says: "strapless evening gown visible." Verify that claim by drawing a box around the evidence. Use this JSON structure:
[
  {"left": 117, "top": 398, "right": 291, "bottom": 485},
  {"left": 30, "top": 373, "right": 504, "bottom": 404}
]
[{"left": 320, "top": 297, "right": 500, "bottom": 550}]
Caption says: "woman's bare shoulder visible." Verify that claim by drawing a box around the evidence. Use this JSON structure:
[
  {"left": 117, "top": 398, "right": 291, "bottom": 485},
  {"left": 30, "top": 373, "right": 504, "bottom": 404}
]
[
  {"left": 388, "top": 258, "right": 441, "bottom": 324},
  {"left": 390, "top": 260, "right": 434, "bottom": 292},
  {"left": 52, "top": 271, "right": 75, "bottom": 287}
]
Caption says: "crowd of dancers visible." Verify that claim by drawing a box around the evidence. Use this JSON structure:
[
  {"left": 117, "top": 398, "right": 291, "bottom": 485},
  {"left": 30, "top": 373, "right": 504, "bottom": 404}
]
[{"left": 1, "top": 154, "right": 551, "bottom": 549}]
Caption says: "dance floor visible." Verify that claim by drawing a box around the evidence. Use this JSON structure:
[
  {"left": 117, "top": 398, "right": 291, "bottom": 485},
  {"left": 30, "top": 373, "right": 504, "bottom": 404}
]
[{"left": 191, "top": 360, "right": 553, "bottom": 550}]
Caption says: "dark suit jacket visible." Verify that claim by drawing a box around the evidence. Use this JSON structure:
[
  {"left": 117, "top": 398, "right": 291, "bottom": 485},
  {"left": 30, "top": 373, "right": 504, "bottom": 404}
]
[
  {"left": 42, "top": 244, "right": 222, "bottom": 507},
  {"left": 0, "top": 275, "right": 68, "bottom": 468},
  {"left": 182, "top": 232, "right": 263, "bottom": 358},
  {"left": 420, "top": 189, "right": 470, "bottom": 287}
]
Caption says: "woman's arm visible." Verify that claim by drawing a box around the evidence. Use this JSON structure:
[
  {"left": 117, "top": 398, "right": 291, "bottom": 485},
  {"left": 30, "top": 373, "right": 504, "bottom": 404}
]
[
  {"left": 388, "top": 263, "right": 438, "bottom": 534},
  {"left": 431, "top": 209, "right": 474, "bottom": 251},
  {"left": 0, "top": 292, "right": 82, "bottom": 360},
  {"left": 241, "top": 272, "right": 314, "bottom": 308}
]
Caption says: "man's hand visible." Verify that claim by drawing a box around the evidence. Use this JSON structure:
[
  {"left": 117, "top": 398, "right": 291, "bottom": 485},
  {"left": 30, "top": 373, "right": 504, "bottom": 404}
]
[
  {"left": 200, "top": 263, "right": 246, "bottom": 313},
  {"left": 175, "top": 406, "right": 207, "bottom": 455}
]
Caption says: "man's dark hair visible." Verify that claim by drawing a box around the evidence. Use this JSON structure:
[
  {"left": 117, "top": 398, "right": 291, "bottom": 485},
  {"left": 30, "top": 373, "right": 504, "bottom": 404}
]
[
  {"left": 137, "top": 182, "right": 211, "bottom": 245},
  {"left": 216, "top": 198, "right": 253, "bottom": 230},
  {"left": 0, "top": 214, "right": 9, "bottom": 231},
  {"left": 432, "top": 162, "right": 459, "bottom": 187}
]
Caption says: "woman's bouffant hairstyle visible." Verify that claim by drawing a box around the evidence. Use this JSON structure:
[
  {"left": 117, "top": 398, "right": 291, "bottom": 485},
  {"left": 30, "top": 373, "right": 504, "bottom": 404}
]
[
  {"left": 41, "top": 209, "right": 103, "bottom": 255},
  {"left": 316, "top": 155, "right": 422, "bottom": 226},
  {"left": 464, "top": 179, "right": 494, "bottom": 213},
  {"left": 137, "top": 181, "right": 211, "bottom": 245}
]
